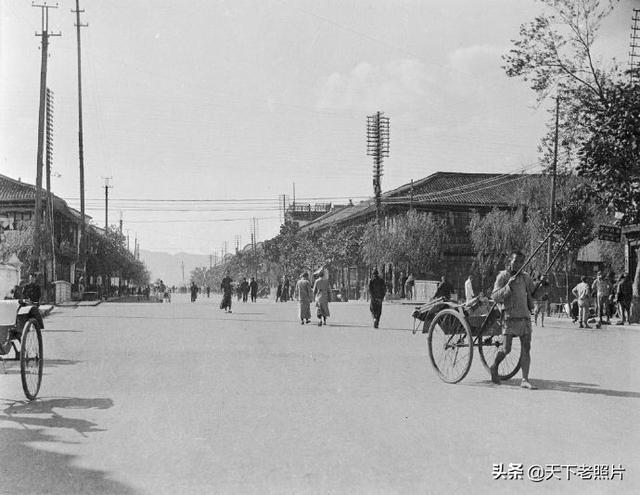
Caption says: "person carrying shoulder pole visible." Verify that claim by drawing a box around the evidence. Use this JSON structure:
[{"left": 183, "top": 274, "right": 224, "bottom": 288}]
[{"left": 490, "top": 250, "right": 537, "bottom": 390}]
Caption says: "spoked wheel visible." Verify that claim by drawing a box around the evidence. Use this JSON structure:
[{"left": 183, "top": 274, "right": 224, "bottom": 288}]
[
  {"left": 427, "top": 309, "right": 473, "bottom": 383},
  {"left": 20, "top": 318, "right": 43, "bottom": 400},
  {"left": 478, "top": 333, "right": 522, "bottom": 380}
]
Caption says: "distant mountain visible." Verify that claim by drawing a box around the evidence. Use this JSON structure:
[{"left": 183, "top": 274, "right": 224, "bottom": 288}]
[{"left": 139, "top": 249, "right": 211, "bottom": 287}]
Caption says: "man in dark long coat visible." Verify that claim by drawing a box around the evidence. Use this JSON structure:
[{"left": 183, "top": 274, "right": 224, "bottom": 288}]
[{"left": 368, "top": 269, "right": 386, "bottom": 328}]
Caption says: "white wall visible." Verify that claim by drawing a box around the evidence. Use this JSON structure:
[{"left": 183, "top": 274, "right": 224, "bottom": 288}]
[{"left": 0, "top": 263, "right": 21, "bottom": 299}]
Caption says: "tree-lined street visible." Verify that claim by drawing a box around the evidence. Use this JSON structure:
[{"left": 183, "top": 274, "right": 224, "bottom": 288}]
[{"left": 1, "top": 297, "right": 638, "bottom": 494}]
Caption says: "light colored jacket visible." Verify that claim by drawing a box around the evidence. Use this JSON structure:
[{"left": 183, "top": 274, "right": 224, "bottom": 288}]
[{"left": 492, "top": 270, "right": 534, "bottom": 318}]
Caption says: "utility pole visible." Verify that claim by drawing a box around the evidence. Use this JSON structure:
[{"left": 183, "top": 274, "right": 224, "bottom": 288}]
[
  {"left": 547, "top": 96, "right": 560, "bottom": 267},
  {"left": 119, "top": 211, "right": 123, "bottom": 234},
  {"left": 33, "top": 3, "right": 60, "bottom": 273},
  {"left": 630, "top": 9, "right": 640, "bottom": 83},
  {"left": 46, "top": 87, "right": 56, "bottom": 289},
  {"left": 367, "top": 111, "right": 390, "bottom": 226},
  {"left": 234, "top": 234, "right": 241, "bottom": 253},
  {"left": 280, "top": 194, "right": 287, "bottom": 225},
  {"left": 409, "top": 179, "right": 414, "bottom": 211},
  {"left": 71, "top": 0, "right": 88, "bottom": 268},
  {"left": 103, "top": 177, "right": 112, "bottom": 230},
  {"left": 181, "top": 260, "right": 185, "bottom": 285}
]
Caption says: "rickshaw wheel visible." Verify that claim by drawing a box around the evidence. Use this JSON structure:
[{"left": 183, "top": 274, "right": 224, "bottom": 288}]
[
  {"left": 427, "top": 309, "right": 473, "bottom": 384},
  {"left": 478, "top": 333, "right": 522, "bottom": 380},
  {"left": 20, "top": 318, "right": 43, "bottom": 400}
]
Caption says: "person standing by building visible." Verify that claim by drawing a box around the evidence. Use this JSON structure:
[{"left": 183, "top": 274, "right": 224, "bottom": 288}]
[
  {"left": 22, "top": 273, "right": 41, "bottom": 304},
  {"left": 572, "top": 276, "right": 592, "bottom": 329},
  {"left": 249, "top": 277, "right": 258, "bottom": 302},
  {"left": 614, "top": 274, "right": 632, "bottom": 325},
  {"left": 464, "top": 274, "right": 476, "bottom": 303},
  {"left": 434, "top": 275, "right": 453, "bottom": 300},
  {"left": 404, "top": 273, "right": 415, "bottom": 301},
  {"left": 532, "top": 275, "right": 549, "bottom": 327},
  {"left": 368, "top": 269, "right": 386, "bottom": 328},
  {"left": 295, "top": 272, "right": 313, "bottom": 324},
  {"left": 220, "top": 274, "right": 233, "bottom": 313},
  {"left": 313, "top": 269, "right": 331, "bottom": 326},
  {"left": 281, "top": 276, "right": 290, "bottom": 302},
  {"left": 591, "top": 271, "right": 611, "bottom": 328},
  {"left": 490, "top": 251, "right": 537, "bottom": 389}
]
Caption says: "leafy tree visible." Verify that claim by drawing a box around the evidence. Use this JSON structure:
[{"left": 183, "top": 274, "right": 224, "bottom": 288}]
[
  {"left": 361, "top": 211, "right": 448, "bottom": 276},
  {"left": 503, "top": 0, "right": 619, "bottom": 172},
  {"left": 575, "top": 80, "right": 640, "bottom": 224},
  {"left": 0, "top": 221, "right": 35, "bottom": 275},
  {"left": 86, "top": 226, "right": 150, "bottom": 288},
  {"left": 575, "top": 78, "right": 640, "bottom": 320}
]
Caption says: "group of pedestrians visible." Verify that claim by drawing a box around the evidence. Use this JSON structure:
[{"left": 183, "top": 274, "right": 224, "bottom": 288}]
[
  {"left": 294, "top": 269, "right": 332, "bottom": 326},
  {"left": 571, "top": 271, "right": 632, "bottom": 329},
  {"left": 218, "top": 275, "right": 259, "bottom": 312},
  {"left": 290, "top": 268, "right": 389, "bottom": 328}
]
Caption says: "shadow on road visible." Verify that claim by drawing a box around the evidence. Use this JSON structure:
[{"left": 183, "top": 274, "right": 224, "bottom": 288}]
[
  {"left": 468, "top": 379, "right": 640, "bottom": 398},
  {"left": 0, "top": 397, "right": 139, "bottom": 494},
  {"left": 1, "top": 358, "right": 82, "bottom": 375}
]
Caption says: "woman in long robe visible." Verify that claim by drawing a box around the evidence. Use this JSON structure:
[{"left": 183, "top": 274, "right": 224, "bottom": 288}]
[
  {"left": 220, "top": 275, "right": 233, "bottom": 313},
  {"left": 313, "top": 269, "right": 331, "bottom": 326},
  {"left": 295, "top": 272, "right": 313, "bottom": 324}
]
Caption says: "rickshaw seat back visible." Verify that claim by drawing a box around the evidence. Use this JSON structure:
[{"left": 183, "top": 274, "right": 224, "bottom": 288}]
[
  {"left": 465, "top": 297, "right": 501, "bottom": 335},
  {"left": 0, "top": 300, "right": 20, "bottom": 326}
]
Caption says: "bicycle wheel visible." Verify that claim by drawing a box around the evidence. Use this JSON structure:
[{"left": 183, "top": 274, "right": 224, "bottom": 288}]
[
  {"left": 20, "top": 318, "right": 43, "bottom": 400},
  {"left": 427, "top": 309, "right": 473, "bottom": 384},
  {"left": 478, "top": 333, "right": 521, "bottom": 380}
]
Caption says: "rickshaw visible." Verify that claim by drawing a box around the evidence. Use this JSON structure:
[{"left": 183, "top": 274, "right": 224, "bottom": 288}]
[
  {"left": 412, "top": 296, "right": 521, "bottom": 383},
  {"left": 0, "top": 299, "right": 44, "bottom": 400}
]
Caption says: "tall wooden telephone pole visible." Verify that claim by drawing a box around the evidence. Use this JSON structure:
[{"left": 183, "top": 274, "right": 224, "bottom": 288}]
[
  {"left": 366, "top": 111, "right": 390, "bottom": 226},
  {"left": 33, "top": 3, "right": 60, "bottom": 272},
  {"left": 72, "top": 0, "right": 88, "bottom": 266},
  {"left": 103, "top": 177, "right": 112, "bottom": 230},
  {"left": 547, "top": 96, "right": 560, "bottom": 267}
]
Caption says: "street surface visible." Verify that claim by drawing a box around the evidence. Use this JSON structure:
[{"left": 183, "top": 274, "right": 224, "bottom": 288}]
[{"left": 1, "top": 294, "right": 639, "bottom": 494}]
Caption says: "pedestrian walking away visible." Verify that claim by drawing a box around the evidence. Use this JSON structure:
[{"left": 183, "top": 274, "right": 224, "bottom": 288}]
[
  {"left": 249, "top": 277, "right": 258, "bottom": 302},
  {"left": 490, "top": 251, "right": 537, "bottom": 390},
  {"left": 313, "top": 268, "right": 331, "bottom": 326},
  {"left": 572, "top": 276, "right": 592, "bottom": 328},
  {"left": 190, "top": 281, "right": 199, "bottom": 303},
  {"left": 295, "top": 272, "right": 313, "bottom": 324},
  {"left": 281, "top": 277, "right": 290, "bottom": 302},
  {"left": 369, "top": 269, "right": 386, "bottom": 328},
  {"left": 240, "top": 278, "right": 249, "bottom": 303},
  {"left": 220, "top": 274, "right": 233, "bottom": 313}
]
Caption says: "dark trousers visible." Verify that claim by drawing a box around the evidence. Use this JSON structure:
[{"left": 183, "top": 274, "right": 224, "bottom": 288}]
[{"left": 370, "top": 298, "right": 383, "bottom": 321}]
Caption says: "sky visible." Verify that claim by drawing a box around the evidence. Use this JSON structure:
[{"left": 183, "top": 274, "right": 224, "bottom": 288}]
[{"left": 0, "top": 0, "right": 636, "bottom": 255}]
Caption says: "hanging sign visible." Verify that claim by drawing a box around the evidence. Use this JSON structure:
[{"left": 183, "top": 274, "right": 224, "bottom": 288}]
[{"left": 598, "top": 225, "right": 622, "bottom": 242}]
